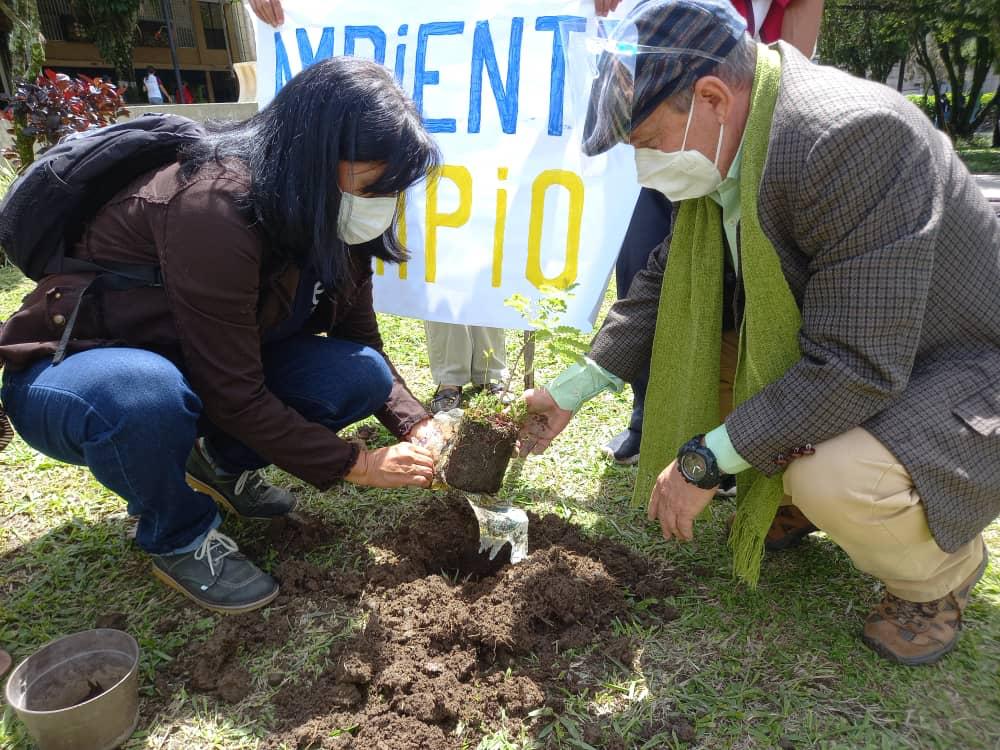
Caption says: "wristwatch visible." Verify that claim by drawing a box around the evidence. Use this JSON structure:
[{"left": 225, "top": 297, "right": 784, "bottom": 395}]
[{"left": 676, "top": 434, "right": 726, "bottom": 489}]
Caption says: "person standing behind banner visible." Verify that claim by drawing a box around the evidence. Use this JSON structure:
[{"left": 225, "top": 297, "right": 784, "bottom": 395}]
[
  {"left": 247, "top": 0, "right": 626, "bottom": 415},
  {"left": 596, "top": 0, "right": 823, "bottom": 466}
]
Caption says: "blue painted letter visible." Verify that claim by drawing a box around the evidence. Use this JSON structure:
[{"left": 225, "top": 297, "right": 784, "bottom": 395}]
[
  {"left": 534, "top": 16, "right": 586, "bottom": 136},
  {"left": 468, "top": 18, "right": 523, "bottom": 135},
  {"left": 344, "top": 25, "right": 387, "bottom": 64},
  {"left": 413, "top": 21, "right": 465, "bottom": 134},
  {"left": 274, "top": 31, "right": 293, "bottom": 94},
  {"left": 297, "top": 27, "right": 335, "bottom": 68}
]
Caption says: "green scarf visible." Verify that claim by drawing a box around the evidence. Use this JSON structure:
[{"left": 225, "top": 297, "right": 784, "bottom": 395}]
[{"left": 633, "top": 45, "right": 801, "bottom": 587}]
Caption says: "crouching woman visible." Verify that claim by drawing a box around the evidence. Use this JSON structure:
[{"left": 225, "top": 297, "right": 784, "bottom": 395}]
[{"left": 0, "top": 58, "right": 442, "bottom": 613}]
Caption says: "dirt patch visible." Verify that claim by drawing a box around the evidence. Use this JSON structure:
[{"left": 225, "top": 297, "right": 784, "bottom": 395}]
[
  {"left": 94, "top": 611, "right": 128, "bottom": 631},
  {"left": 161, "top": 496, "right": 688, "bottom": 749}
]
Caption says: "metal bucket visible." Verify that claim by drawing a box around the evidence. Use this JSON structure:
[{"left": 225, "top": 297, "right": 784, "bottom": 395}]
[{"left": 4, "top": 629, "right": 140, "bottom": 750}]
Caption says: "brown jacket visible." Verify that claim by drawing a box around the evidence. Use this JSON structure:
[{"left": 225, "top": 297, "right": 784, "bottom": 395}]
[{"left": 0, "top": 161, "right": 429, "bottom": 489}]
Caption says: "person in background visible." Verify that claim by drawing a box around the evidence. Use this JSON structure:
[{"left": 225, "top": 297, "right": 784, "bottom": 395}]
[
  {"left": 600, "top": 0, "right": 823, "bottom": 466},
  {"left": 247, "top": 0, "right": 625, "bottom": 415},
  {"left": 177, "top": 80, "right": 195, "bottom": 104},
  {"left": 143, "top": 66, "right": 173, "bottom": 105}
]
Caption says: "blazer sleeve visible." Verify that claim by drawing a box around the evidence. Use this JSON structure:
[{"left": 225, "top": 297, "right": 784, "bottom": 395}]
[
  {"left": 159, "top": 178, "right": 360, "bottom": 489},
  {"left": 725, "top": 108, "right": 942, "bottom": 475},
  {"left": 588, "top": 233, "right": 671, "bottom": 384}
]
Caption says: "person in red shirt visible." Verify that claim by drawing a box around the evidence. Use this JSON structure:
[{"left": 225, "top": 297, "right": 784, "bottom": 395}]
[
  {"left": 177, "top": 81, "right": 195, "bottom": 104},
  {"left": 730, "top": 0, "right": 824, "bottom": 55}
]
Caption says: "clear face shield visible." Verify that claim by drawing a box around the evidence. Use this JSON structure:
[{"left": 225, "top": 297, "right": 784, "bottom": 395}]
[{"left": 560, "top": 16, "right": 725, "bottom": 172}]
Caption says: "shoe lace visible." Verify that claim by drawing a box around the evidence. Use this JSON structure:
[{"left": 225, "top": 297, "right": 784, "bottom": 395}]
[
  {"left": 882, "top": 593, "right": 942, "bottom": 627},
  {"left": 234, "top": 470, "right": 264, "bottom": 496},
  {"left": 193, "top": 529, "right": 239, "bottom": 578}
]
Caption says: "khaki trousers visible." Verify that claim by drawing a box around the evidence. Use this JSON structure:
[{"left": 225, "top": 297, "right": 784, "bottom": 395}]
[
  {"left": 718, "top": 330, "right": 984, "bottom": 602},
  {"left": 424, "top": 322, "right": 507, "bottom": 387}
]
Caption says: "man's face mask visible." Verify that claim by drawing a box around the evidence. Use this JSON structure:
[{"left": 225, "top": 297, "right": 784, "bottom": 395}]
[
  {"left": 633, "top": 100, "right": 725, "bottom": 202},
  {"left": 337, "top": 192, "right": 397, "bottom": 245}
]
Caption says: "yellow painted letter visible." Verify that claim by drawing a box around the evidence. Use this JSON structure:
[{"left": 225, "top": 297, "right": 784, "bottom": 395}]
[
  {"left": 425, "top": 165, "right": 473, "bottom": 283},
  {"left": 492, "top": 167, "right": 509, "bottom": 288},
  {"left": 526, "top": 169, "right": 583, "bottom": 289}
]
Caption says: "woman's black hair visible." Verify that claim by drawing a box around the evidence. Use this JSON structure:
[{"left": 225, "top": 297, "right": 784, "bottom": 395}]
[{"left": 179, "top": 56, "right": 441, "bottom": 292}]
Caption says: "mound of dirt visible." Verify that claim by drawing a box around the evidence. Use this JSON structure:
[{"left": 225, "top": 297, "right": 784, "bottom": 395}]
[{"left": 163, "top": 496, "right": 688, "bottom": 749}]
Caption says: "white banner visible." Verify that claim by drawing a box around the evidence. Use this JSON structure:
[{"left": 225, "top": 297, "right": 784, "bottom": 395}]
[{"left": 254, "top": 0, "right": 640, "bottom": 330}]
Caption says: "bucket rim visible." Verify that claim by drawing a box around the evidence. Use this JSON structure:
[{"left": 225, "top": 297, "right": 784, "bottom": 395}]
[{"left": 3, "top": 628, "right": 140, "bottom": 716}]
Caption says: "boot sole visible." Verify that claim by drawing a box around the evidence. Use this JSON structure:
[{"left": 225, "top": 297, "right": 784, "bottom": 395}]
[
  {"left": 185, "top": 474, "right": 296, "bottom": 520},
  {"left": 151, "top": 564, "right": 279, "bottom": 615},
  {"left": 764, "top": 526, "right": 818, "bottom": 552},
  {"left": 600, "top": 447, "right": 640, "bottom": 466},
  {"left": 861, "top": 632, "right": 957, "bottom": 666}
]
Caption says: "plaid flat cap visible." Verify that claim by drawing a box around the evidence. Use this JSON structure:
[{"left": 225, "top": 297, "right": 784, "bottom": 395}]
[{"left": 582, "top": 0, "right": 748, "bottom": 155}]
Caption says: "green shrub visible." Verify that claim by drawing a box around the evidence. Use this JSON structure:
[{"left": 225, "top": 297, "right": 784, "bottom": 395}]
[{"left": 906, "top": 92, "right": 995, "bottom": 123}]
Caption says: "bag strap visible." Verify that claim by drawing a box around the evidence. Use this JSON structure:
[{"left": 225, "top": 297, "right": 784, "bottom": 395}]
[
  {"left": 50, "top": 257, "right": 163, "bottom": 286},
  {"left": 52, "top": 265, "right": 164, "bottom": 366}
]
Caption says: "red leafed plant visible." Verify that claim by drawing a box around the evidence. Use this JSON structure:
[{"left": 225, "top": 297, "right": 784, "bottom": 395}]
[{"left": 2, "top": 68, "right": 129, "bottom": 169}]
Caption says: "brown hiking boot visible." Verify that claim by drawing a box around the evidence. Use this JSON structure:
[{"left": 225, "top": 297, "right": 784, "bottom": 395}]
[
  {"left": 862, "top": 544, "right": 989, "bottom": 666},
  {"left": 727, "top": 505, "right": 818, "bottom": 551}
]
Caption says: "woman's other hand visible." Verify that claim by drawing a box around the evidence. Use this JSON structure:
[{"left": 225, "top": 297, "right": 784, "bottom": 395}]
[{"left": 345, "top": 443, "right": 435, "bottom": 488}]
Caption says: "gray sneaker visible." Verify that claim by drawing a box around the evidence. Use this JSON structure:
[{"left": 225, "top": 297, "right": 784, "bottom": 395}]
[
  {"left": 151, "top": 530, "right": 279, "bottom": 613},
  {"left": 186, "top": 438, "right": 296, "bottom": 519}
]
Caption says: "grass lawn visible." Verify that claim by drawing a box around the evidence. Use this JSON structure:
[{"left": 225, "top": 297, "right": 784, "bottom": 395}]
[
  {"left": 1, "top": 262, "right": 998, "bottom": 749},
  {"left": 956, "top": 135, "right": 1000, "bottom": 174}
]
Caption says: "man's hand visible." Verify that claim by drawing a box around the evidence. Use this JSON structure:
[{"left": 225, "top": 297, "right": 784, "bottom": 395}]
[
  {"left": 594, "top": 0, "right": 623, "bottom": 16},
  {"left": 516, "top": 388, "right": 573, "bottom": 456},
  {"left": 248, "top": 0, "right": 284, "bottom": 26},
  {"left": 345, "top": 443, "right": 435, "bottom": 488},
  {"left": 648, "top": 460, "right": 716, "bottom": 541}
]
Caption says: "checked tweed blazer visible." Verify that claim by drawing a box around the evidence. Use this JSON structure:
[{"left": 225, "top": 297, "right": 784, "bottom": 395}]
[{"left": 590, "top": 43, "right": 1000, "bottom": 552}]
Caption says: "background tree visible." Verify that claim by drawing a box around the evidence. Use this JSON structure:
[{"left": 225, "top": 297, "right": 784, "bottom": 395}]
[
  {"left": 72, "top": 0, "right": 142, "bottom": 88},
  {"left": 818, "top": 0, "right": 908, "bottom": 83},
  {"left": 819, "top": 1, "right": 999, "bottom": 140},
  {"left": 907, "top": 0, "right": 1000, "bottom": 139}
]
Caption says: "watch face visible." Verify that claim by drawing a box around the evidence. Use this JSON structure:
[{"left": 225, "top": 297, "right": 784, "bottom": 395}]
[{"left": 681, "top": 452, "right": 708, "bottom": 482}]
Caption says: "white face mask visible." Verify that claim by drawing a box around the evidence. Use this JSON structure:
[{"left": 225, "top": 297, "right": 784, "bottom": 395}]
[
  {"left": 337, "top": 192, "right": 397, "bottom": 245},
  {"left": 634, "top": 102, "right": 725, "bottom": 202}
]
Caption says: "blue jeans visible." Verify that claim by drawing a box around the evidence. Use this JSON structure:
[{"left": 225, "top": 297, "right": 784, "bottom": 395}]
[{"left": 1, "top": 335, "right": 393, "bottom": 554}]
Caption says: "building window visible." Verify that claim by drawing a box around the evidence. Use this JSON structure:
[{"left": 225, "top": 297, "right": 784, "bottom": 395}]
[
  {"left": 136, "top": 0, "right": 196, "bottom": 49},
  {"left": 199, "top": 2, "right": 227, "bottom": 50}
]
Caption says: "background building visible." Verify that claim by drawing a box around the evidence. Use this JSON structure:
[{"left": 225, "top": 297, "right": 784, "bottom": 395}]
[{"left": 30, "top": 0, "right": 256, "bottom": 103}]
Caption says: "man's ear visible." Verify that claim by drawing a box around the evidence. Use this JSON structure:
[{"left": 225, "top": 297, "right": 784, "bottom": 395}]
[{"left": 693, "top": 76, "right": 734, "bottom": 123}]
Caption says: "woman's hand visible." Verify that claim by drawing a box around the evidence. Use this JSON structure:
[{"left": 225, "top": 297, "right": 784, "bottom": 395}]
[
  {"left": 345, "top": 443, "right": 435, "bottom": 488},
  {"left": 405, "top": 417, "right": 445, "bottom": 460},
  {"left": 248, "top": 0, "right": 284, "bottom": 26}
]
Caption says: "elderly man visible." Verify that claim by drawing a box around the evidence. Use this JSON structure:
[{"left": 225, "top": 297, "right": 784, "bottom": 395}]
[{"left": 523, "top": 0, "right": 999, "bottom": 666}]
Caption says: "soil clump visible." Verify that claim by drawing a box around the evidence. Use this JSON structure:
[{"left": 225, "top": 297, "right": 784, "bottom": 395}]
[
  {"left": 158, "top": 497, "right": 688, "bottom": 748},
  {"left": 439, "top": 416, "right": 519, "bottom": 494}
]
